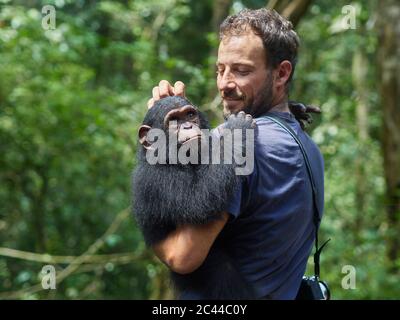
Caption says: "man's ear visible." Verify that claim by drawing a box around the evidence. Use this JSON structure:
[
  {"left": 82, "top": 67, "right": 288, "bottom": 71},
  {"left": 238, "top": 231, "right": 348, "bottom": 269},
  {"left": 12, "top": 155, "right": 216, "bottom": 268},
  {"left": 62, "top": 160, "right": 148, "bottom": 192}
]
[
  {"left": 275, "top": 60, "right": 292, "bottom": 87},
  {"left": 138, "top": 125, "right": 152, "bottom": 149}
]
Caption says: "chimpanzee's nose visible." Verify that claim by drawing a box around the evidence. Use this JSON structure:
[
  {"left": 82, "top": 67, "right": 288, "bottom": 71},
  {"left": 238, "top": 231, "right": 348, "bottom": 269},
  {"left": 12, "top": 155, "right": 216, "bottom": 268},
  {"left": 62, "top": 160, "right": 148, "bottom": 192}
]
[{"left": 182, "top": 122, "right": 193, "bottom": 129}]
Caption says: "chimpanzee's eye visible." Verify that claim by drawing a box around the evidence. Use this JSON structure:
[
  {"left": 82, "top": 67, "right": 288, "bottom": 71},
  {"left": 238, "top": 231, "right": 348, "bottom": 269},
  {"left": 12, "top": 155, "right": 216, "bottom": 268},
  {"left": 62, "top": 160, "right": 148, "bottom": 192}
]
[{"left": 187, "top": 111, "right": 195, "bottom": 118}]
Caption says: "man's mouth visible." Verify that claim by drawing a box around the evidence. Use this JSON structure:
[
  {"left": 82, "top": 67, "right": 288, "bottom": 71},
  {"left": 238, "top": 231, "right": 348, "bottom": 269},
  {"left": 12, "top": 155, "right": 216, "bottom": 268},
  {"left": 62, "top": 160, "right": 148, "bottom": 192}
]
[
  {"left": 221, "top": 91, "right": 244, "bottom": 101},
  {"left": 222, "top": 98, "right": 245, "bottom": 109},
  {"left": 223, "top": 97, "right": 242, "bottom": 101}
]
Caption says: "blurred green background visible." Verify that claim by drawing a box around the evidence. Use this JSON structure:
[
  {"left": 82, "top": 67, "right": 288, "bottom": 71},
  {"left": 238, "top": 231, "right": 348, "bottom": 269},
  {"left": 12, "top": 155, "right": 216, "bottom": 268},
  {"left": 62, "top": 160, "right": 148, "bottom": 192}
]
[{"left": 0, "top": 0, "right": 399, "bottom": 299}]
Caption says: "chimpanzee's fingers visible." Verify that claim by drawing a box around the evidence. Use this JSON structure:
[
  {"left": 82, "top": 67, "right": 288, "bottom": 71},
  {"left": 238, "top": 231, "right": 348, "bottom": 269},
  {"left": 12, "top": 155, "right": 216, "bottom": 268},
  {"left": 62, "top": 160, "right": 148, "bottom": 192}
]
[
  {"left": 173, "top": 81, "right": 186, "bottom": 97},
  {"left": 147, "top": 98, "right": 155, "bottom": 109},
  {"left": 245, "top": 114, "right": 252, "bottom": 121},
  {"left": 238, "top": 111, "right": 246, "bottom": 119},
  {"left": 159, "top": 80, "right": 174, "bottom": 98},
  {"left": 289, "top": 101, "right": 306, "bottom": 113},
  {"left": 306, "top": 105, "right": 321, "bottom": 114},
  {"left": 297, "top": 113, "right": 308, "bottom": 120},
  {"left": 251, "top": 120, "right": 256, "bottom": 128}
]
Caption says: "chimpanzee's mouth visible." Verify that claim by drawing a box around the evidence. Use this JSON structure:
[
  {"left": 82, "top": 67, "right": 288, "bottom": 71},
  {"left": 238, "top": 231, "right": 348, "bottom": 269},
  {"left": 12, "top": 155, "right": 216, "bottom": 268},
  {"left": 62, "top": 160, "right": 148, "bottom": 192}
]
[{"left": 181, "top": 135, "right": 201, "bottom": 145}]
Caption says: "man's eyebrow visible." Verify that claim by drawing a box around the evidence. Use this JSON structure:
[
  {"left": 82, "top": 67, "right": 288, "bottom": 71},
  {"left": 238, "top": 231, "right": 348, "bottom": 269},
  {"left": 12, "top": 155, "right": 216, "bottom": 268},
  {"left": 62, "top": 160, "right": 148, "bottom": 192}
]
[{"left": 216, "top": 62, "right": 255, "bottom": 68}]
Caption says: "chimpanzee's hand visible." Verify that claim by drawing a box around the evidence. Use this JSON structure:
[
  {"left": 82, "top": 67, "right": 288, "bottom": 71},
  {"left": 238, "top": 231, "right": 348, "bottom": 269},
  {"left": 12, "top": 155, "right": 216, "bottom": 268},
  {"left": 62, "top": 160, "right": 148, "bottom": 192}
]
[
  {"left": 225, "top": 111, "right": 256, "bottom": 130},
  {"left": 147, "top": 80, "right": 186, "bottom": 109},
  {"left": 223, "top": 112, "right": 256, "bottom": 172},
  {"left": 289, "top": 101, "right": 321, "bottom": 130}
]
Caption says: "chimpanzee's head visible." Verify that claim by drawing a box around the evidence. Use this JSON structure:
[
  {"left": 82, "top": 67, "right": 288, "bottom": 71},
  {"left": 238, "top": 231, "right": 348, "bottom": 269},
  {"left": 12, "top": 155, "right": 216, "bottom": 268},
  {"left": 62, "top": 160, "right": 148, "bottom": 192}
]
[{"left": 138, "top": 96, "right": 210, "bottom": 163}]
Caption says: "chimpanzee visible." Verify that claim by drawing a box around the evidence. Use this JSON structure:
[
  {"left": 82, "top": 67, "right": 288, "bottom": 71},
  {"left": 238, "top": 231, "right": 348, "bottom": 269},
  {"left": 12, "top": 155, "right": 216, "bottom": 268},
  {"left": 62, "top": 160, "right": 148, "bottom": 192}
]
[
  {"left": 132, "top": 96, "right": 320, "bottom": 299},
  {"left": 132, "top": 96, "right": 257, "bottom": 299}
]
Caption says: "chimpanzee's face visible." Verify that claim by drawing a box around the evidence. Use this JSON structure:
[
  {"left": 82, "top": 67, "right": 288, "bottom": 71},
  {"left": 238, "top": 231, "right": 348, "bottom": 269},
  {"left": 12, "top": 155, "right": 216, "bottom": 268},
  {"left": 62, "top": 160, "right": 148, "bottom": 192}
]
[
  {"left": 163, "top": 105, "right": 202, "bottom": 146},
  {"left": 138, "top": 101, "right": 205, "bottom": 153}
]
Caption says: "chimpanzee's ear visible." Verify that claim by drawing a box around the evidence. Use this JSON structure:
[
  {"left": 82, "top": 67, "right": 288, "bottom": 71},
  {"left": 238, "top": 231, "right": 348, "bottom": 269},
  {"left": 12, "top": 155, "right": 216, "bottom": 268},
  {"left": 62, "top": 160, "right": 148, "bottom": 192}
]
[{"left": 138, "top": 125, "right": 152, "bottom": 149}]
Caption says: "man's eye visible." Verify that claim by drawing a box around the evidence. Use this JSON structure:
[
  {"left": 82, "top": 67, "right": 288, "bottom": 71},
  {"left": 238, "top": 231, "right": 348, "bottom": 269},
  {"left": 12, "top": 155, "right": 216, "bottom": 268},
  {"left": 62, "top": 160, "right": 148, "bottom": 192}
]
[{"left": 238, "top": 70, "right": 250, "bottom": 76}]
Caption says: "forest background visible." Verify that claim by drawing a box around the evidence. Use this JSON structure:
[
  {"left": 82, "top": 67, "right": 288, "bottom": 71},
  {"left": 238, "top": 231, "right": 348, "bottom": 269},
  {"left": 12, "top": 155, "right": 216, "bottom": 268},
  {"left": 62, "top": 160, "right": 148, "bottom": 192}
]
[{"left": 0, "top": 0, "right": 399, "bottom": 299}]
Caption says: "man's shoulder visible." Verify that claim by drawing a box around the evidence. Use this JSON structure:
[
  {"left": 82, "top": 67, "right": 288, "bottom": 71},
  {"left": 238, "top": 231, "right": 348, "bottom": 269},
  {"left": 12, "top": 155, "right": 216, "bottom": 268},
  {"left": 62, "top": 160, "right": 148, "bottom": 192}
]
[
  {"left": 255, "top": 114, "right": 322, "bottom": 156},
  {"left": 254, "top": 115, "right": 301, "bottom": 153}
]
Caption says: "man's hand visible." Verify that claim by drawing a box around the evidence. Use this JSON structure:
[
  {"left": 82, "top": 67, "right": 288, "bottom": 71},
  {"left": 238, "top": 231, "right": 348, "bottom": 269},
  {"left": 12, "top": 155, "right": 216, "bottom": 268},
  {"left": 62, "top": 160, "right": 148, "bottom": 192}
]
[{"left": 147, "top": 80, "right": 186, "bottom": 109}]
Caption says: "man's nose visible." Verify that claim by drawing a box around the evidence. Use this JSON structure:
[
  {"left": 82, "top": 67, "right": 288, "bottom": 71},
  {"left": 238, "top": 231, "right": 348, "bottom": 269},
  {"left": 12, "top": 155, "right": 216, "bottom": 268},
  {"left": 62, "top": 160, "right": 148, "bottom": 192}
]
[{"left": 218, "top": 70, "right": 236, "bottom": 91}]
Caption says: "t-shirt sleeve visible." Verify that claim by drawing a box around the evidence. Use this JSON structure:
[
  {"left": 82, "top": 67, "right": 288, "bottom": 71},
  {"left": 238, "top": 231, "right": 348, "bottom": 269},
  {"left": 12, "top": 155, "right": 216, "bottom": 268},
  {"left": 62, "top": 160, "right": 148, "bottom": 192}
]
[
  {"left": 225, "top": 182, "right": 243, "bottom": 220},
  {"left": 213, "top": 124, "right": 254, "bottom": 221}
]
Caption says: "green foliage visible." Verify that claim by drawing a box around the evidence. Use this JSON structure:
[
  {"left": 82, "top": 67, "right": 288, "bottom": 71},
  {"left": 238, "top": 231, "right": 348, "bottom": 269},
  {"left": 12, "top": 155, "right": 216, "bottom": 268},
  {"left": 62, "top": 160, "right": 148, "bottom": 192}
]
[
  {"left": 0, "top": 0, "right": 398, "bottom": 299},
  {"left": 294, "top": 0, "right": 398, "bottom": 299}
]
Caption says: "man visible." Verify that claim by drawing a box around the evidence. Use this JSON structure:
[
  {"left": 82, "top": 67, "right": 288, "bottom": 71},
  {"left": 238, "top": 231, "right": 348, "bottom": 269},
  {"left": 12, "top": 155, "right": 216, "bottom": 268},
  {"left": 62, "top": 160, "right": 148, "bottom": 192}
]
[{"left": 147, "top": 8, "right": 324, "bottom": 299}]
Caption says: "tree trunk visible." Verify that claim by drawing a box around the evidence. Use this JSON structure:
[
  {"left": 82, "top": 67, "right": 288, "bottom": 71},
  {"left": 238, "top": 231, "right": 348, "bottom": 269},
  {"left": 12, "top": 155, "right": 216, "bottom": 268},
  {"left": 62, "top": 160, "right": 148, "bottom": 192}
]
[
  {"left": 267, "top": 0, "right": 313, "bottom": 28},
  {"left": 21, "top": 165, "right": 48, "bottom": 252},
  {"left": 352, "top": 48, "right": 369, "bottom": 239},
  {"left": 205, "top": 0, "right": 232, "bottom": 117},
  {"left": 376, "top": 0, "right": 400, "bottom": 271}
]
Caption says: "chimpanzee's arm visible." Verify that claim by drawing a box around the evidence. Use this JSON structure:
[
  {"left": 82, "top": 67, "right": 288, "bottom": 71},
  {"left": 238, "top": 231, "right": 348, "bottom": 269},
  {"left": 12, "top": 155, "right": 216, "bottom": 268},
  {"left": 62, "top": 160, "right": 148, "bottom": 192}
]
[{"left": 153, "top": 212, "right": 229, "bottom": 274}]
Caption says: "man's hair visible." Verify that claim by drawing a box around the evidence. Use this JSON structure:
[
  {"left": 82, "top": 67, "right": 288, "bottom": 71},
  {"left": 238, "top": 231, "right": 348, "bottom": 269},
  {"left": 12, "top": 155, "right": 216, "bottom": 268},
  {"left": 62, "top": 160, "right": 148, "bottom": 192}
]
[{"left": 219, "top": 8, "right": 300, "bottom": 85}]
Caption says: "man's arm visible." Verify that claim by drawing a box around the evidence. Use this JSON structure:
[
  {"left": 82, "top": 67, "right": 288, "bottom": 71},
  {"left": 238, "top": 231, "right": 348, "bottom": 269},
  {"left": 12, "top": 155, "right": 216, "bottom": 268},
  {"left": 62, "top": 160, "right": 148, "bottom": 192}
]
[{"left": 153, "top": 212, "right": 229, "bottom": 274}]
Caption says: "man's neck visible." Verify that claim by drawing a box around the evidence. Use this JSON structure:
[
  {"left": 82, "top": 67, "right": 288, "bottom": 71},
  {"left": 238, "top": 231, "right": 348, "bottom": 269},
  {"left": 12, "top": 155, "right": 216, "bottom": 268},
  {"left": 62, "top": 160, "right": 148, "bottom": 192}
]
[{"left": 268, "top": 101, "right": 290, "bottom": 113}]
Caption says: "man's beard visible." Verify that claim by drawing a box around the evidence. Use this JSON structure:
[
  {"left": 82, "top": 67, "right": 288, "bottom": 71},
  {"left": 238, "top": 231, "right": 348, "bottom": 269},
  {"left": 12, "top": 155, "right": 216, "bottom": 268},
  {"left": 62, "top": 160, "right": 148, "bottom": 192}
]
[{"left": 222, "top": 71, "right": 274, "bottom": 120}]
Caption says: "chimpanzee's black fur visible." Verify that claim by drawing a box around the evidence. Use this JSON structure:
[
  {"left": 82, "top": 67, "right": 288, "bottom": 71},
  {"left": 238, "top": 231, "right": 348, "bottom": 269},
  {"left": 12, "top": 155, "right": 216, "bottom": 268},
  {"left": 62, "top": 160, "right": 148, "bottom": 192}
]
[{"left": 132, "top": 96, "right": 257, "bottom": 299}]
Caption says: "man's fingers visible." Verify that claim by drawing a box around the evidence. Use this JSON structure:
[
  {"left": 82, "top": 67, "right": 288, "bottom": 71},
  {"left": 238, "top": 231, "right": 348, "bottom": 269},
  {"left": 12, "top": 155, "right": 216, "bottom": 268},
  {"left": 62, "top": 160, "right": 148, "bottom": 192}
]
[
  {"left": 147, "top": 98, "right": 155, "bottom": 109},
  {"left": 173, "top": 81, "right": 186, "bottom": 97},
  {"left": 149, "top": 80, "right": 185, "bottom": 109},
  {"left": 159, "top": 80, "right": 174, "bottom": 98},
  {"left": 152, "top": 86, "right": 160, "bottom": 100}
]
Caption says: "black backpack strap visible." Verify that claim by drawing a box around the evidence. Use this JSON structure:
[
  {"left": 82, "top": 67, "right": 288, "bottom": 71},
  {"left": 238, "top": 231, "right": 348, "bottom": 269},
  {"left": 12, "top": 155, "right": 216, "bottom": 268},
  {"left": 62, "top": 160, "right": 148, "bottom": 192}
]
[{"left": 263, "top": 114, "right": 329, "bottom": 278}]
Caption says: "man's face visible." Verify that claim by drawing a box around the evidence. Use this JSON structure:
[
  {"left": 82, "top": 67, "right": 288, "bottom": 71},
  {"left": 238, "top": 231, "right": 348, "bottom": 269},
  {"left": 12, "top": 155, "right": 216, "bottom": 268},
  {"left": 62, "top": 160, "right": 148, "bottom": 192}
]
[{"left": 217, "top": 31, "right": 274, "bottom": 118}]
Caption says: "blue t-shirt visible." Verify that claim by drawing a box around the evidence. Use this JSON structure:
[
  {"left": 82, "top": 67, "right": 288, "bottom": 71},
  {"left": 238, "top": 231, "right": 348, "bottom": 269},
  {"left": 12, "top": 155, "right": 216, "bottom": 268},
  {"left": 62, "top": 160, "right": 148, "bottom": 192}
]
[{"left": 216, "top": 111, "right": 324, "bottom": 299}]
